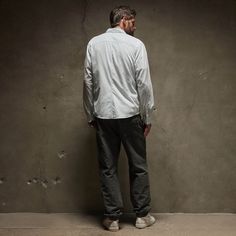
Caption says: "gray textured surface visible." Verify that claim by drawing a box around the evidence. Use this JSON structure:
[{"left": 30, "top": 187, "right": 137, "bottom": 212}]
[
  {"left": 0, "top": 0, "right": 236, "bottom": 213},
  {"left": 0, "top": 213, "right": 236, "bottom": 236}
]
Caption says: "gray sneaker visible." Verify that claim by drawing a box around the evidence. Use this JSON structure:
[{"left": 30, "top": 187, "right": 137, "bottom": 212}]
[
  {"left": 135, "top": 213, "right": 156, "bottom": 229},
  {"left": 102, "top": 218, "right": 119, "bottom": 231}
]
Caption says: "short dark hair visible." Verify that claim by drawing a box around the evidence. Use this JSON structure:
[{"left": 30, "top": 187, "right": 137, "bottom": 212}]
[{"left": 110, "top": 6, "right": 136, "bottom": 28}]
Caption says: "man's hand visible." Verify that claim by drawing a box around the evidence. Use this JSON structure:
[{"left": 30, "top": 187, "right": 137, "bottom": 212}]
[
  {"left": 88, "top": 120, "right": 97, "bottom": 128},
  {"left": 144, "top": 124, "right": 152, "bottom": 137}
]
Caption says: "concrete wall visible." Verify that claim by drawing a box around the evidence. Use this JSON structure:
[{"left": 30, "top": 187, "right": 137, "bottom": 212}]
[{"left": 0, "top": 0, "right": 235, "bottom": 213}]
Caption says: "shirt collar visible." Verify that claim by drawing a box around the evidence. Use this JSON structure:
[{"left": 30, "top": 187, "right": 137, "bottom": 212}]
[{"left": 106, "top": 27, "right": 126, "bottom": 34}]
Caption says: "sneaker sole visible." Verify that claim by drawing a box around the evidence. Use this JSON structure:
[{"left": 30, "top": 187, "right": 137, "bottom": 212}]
[
  {"left": 135, "top": 219, "right": 156, "bottom": 229},
  {"left": 105, "top": 226, "right": 119, "bottom": 232}
]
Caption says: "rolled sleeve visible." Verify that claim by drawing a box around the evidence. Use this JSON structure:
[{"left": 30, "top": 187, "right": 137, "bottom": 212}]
[
  {"left": 83, "top": 43, "right": 95, "bottom": 122},
  {"left": 135, "top": 42, "right": 155, "bottom": 124}
]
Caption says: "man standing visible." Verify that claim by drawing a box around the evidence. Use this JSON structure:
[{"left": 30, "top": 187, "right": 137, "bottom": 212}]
[{"left": 83, "top": 6, "right": 156, "bottom": 231}]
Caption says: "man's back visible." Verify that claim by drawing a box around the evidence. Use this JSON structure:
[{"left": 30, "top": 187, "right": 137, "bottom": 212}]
[{"left": 85, "top": 27, "right": 153, "bottom": 121}]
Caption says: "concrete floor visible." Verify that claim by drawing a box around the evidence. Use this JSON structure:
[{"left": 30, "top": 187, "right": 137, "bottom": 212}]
[{"left": 0, "top": 213, "right": 235, "bottom": 236}]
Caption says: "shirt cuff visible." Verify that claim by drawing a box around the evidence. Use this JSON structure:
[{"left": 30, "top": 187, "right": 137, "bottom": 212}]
[{"left": 142, "top": 107, "right": 156, "bottom": 124}]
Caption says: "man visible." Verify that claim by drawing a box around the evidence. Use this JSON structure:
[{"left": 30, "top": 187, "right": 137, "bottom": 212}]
[{"left": 83, "top": 5, "right": 156, "bottom": 231}]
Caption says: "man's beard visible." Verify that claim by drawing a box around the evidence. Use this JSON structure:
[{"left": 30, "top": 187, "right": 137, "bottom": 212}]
[{"left": 126, "top": 30, "right": 134, "bottom": 36}]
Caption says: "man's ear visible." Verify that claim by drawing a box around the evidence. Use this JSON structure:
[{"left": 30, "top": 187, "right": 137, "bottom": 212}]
[{"left": 122, "top": 19, "right": 128, "bottom": 28}]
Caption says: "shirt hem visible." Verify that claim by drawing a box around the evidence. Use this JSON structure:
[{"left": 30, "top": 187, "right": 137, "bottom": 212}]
[{"left": 94, "top": 112, "right": 140, "bottom": 120}]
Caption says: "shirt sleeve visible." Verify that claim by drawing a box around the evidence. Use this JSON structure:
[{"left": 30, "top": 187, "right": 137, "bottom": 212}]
[
  {"left": 135, "top": 42, "right": 155, "bottom": 124},
  {"left": 83, "top": 43, "right": 94, "bottom": 122}
]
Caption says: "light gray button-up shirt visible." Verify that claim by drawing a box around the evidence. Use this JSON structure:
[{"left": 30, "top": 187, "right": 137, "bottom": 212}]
[{"left": 83, "top": 27, "right": 155, "bottom": 124}]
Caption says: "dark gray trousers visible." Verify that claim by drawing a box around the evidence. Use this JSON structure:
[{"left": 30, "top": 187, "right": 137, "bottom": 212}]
[{"left": 95, "top": 115, "right": 151, "bottom": 219}]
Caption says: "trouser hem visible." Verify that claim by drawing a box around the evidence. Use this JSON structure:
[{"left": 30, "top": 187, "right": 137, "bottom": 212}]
[
  {"left": 136, "top": 208, "right": 151, "bottom": 218},
  {"left": 104, "top": 212, "right": 122, "bottom": 220}
]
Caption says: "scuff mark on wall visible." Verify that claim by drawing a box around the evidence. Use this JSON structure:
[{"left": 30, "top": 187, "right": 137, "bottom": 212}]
[
  {"left": 27, "top": 177, "right": 62, "bottom": 187},
  {"left": 199, "top": 71, "right": 208, "bottom": 80},
  {"left": 41, "top": 179, "right": 48, "bottom": 189},
  {"left": 58, "top": 150, "right": 67, "bottom": 159},
  {"left": 52, "top": 177, "right": 61, "bottom": 185},
  {"left": 0, "top": 177, "right": 6, "bottom": 184}
]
